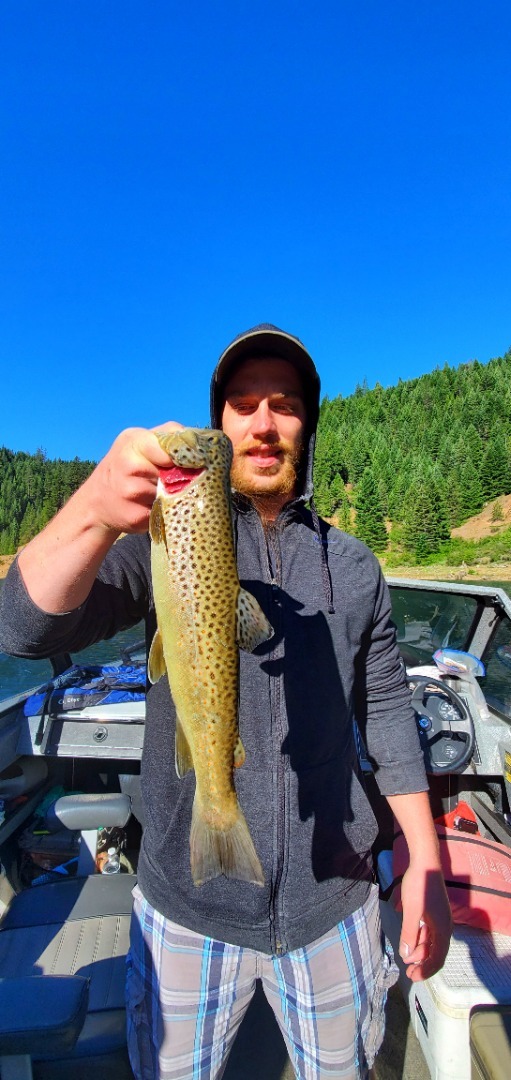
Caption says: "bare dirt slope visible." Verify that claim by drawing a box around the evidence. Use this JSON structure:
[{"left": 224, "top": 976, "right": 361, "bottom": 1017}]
[
  {"left": 0, "top": 556, "right": 15, "bottom": 579},
  {"left": 451, "top": 494, "right": 511, "bottom": 539}
]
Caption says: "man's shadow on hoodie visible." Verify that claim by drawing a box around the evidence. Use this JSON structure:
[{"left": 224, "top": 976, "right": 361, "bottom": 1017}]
[{"left": 245, "top": 580, "right": 375, "bottom": 886}]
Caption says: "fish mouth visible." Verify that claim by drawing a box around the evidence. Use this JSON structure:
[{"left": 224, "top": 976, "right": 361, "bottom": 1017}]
[{"left": 159, "top": 466, "right": 205, "bottom": 494}]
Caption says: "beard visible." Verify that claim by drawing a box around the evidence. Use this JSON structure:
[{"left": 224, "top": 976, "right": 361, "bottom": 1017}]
[{"left": 230, "top": 436, "right": 304, "bottom": 520}]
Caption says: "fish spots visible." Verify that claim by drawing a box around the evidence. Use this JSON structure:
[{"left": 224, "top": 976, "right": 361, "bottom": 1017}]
[{"left": 150, "top": 428, "right": 264, "bottom": 885}]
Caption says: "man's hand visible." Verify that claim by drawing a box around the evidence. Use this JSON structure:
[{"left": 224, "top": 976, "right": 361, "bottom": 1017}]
[
  {"left": 398, "top": 861, "right": 452, "bottom": 982},
  {"left": 18, "top": 421, "right": 184, "bottom": 614},
  {"left": 386, "top": 791, "right": 453, "bottom": 982},
  {"left": 85, "top": 422, "right": 184, "bottom": 536}
]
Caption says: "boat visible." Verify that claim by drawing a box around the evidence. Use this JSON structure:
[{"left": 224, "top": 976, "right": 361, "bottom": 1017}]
[{"left": 0, "top": 577, "right": 510, "bottom": 1078}]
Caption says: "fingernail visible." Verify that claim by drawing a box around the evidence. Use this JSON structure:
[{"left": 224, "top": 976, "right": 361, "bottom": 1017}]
[{"left": 400, "top": 942, "right": 410, "bottom": 958}]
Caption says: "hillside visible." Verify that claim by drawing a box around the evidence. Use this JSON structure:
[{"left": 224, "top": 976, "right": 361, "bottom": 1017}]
[{"left": 314, "top": 347, "right": 511, "bottom": 564}]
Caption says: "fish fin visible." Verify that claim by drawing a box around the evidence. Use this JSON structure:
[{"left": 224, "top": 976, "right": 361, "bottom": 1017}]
[
  {"left": 236, "top": 589, "right": 274, "bottom": 653},
  {"left": 233, "top": 736, "right": 245, "bottom": 768},
  {"left": 190, "top": 797, "right": 264, "bottom": 887},
  {"left": 148, "top": 629, "right": 166, "bottom": 684},
  {"left": 149, "top": 498, "right": 166, "bottom": 544},
  {"left": 175, "top": 717, "right": 194, "bottom": 778}
]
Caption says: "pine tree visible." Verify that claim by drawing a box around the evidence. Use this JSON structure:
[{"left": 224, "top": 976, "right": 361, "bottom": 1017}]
[
  {"left": 314, "top": 480, "right": 335, "bottom": 518},
  {"left": 19, "top": 504, "right": 39, "bottom": 546},
  {"left": 481, "top": 436, "right": 510, "bottom": 500},
  {"left": 354, "top": 468, "right": 388, "bottom": 553},
  {"left": 346, "top": 429, "right": 373, "bottom": 484},
  {"left": 458, "top": 460, "right": 484, "bottom": 522},
  {"left": 313, "top": 430, "right": 346, "bottom": 492},
  {"left": 330, "top": 474, "right": 352, "bottom": 532},
  {"left": 402, "top": 470, "right": 450, "bottom": 561}
]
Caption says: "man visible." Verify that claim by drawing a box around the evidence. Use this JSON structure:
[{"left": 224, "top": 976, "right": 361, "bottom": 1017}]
[{"left": 0, "top": 324, "right": 451, "bottom": 1079}]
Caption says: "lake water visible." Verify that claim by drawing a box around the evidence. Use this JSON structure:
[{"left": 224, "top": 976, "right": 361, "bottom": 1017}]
[{"left": 0, "top": 580, "right": 144, "bottom": 701}]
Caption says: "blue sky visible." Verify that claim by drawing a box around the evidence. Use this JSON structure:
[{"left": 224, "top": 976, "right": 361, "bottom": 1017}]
[{"left": 1, "top": 1, "right": 510, "bottom": 462}]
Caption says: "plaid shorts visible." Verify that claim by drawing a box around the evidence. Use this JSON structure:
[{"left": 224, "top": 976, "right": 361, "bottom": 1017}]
[{"left": 126, "top": 883, "right": 397, "bottom": 1080}]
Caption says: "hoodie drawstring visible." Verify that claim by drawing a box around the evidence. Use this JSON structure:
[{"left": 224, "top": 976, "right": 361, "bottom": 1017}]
[{"left": 310, "top": 499, "right": 335, "bottom": 615}]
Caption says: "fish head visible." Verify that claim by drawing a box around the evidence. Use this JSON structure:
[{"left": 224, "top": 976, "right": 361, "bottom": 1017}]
[{"left": 155, "top": 428, "right": 233, "bottom": 497}]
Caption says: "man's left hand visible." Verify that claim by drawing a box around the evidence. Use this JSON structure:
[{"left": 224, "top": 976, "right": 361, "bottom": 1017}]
[{"left": 398, "top": 863, "right": 452, "bottom": 982}]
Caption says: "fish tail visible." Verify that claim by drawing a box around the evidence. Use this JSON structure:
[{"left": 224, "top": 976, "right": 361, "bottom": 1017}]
[{"left": 190, "top": 797, "right": 264, "bottom": 887}]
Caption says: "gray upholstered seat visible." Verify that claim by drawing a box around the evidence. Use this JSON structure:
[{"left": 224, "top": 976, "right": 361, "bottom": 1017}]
[
  {"left": 0, "top": 874, "right": 134, "bottom": 1060},
  {"left": 0, "top": 795, "right": 134, "bottom": 1075}
]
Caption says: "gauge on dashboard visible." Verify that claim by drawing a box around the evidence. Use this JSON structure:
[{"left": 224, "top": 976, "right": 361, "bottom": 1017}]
[{"left": 438, "top": 698, "right": 463, "bottom": 722}]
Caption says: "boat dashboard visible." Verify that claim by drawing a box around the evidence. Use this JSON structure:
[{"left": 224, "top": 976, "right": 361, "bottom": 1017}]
[{"left": 388, "top": 578, "right": 511, "bottom": 784}]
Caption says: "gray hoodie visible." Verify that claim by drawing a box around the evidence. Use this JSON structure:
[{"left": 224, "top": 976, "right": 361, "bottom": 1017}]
[{"left": 0, "top": 330, "right": 427, "bottom": 954}]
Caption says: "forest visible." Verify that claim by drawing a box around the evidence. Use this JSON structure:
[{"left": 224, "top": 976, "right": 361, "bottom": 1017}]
[
  {"left": 0, "top": 449, "right": 95, "bottom": 555},
  {"left": 314, "top": 347, "right": 511, "bottom": 564},
  {"left": 1, "top": 347, "right": 510, "bottom": 563}
]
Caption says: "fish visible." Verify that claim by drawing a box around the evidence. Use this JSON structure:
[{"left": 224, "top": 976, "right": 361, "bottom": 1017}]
[{"left": 148, "top": 427, "right": 273, "bottom": 887}]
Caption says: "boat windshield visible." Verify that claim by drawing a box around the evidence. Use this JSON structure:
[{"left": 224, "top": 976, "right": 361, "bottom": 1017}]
[
  {"left": 480, "top": 619, "right": 511, "bottom": 723},
  {"left": 390, "top": 587, "right": 478, "bottom": 668}
]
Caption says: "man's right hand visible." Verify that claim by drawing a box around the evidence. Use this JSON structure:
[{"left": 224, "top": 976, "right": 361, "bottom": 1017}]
[
  {"left": 17, "top": 421, "right": 183, "bottom": 614},
  {"left": 85, "top": 422, "right": 184, "bottom": 536}
]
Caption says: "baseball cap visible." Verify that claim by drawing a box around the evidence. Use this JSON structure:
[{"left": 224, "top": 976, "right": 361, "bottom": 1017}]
[{"left": 211, "top": 323, "right": 321, "bottom": 430}]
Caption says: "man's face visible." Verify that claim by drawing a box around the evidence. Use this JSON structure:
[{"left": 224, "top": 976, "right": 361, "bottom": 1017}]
[{"left": 221, "top": 357, "right": 307, "bottom": 517}]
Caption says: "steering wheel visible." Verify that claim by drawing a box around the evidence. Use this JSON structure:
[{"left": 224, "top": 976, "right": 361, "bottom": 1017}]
[{"left": 407, "top": 675, "right": 475, "bottom": 774}]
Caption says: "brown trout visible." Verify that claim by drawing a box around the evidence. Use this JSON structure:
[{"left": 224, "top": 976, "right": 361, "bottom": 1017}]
[{"left": 148, "top": 428, "right": 273, "bottom": 887}]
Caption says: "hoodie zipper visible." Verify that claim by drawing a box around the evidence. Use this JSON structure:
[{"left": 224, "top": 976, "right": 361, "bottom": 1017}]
[{"left": 263, "top": 520, "right": 287, "bottom": 955}]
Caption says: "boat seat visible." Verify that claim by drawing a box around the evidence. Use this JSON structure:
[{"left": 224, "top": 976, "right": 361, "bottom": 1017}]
[{"left": 0, "top": 794, "right": 135, "bottom": 1076}]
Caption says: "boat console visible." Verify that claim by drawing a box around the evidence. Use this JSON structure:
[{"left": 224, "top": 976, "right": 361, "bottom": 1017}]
[
  {"left": 389, "top": 578, "right": 511, "bottom": 792},
  {"left": 383, "top": 579, "right": 511, "bottom": 1080}
]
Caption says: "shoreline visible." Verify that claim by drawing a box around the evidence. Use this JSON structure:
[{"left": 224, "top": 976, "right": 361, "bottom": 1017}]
[
  {"left": 379, "top": 560, "right": 511, "bottom": 584},
  {"left": 2, "top": 551, "right": 511, "bottom": 585}
]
